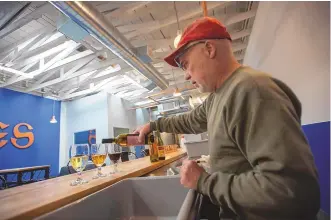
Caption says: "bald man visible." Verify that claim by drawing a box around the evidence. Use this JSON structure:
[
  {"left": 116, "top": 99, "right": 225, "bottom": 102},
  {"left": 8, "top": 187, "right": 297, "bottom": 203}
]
[{"left": 134, "top": 17, "right": 320, "bottom": 220}]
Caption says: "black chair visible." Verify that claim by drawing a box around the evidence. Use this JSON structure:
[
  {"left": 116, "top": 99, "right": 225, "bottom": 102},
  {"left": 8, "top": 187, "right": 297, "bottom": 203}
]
[
  {"left": 58, "top": 161, "right": 102, "bottom": 176},
  {"left": 316, "top": 209, "right": 329, "bottom": 220},
  {"left": 0, "top": 175, "right": 7, "bottom": 190},
  {"left": 121, "top": 152, "right": 138, "bottom": 162}
]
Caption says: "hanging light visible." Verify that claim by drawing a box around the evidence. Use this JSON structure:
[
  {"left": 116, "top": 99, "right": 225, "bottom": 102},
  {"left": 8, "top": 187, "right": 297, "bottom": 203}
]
[
  {"left": 171, "top": 68, "right": 182, "bottom": 97},
  {"left": 173, "top": 2, "right": 182, "bottom": 48},
  {"left": 173, "top": 88, "right": 182, "bottom": 97},
  {"left": 50, "top": 100, "right": 57, "bottom": 124}
]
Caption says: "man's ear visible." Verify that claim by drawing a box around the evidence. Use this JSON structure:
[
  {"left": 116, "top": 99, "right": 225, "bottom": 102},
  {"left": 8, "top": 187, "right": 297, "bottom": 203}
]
[{"left": 204, "top": 41, "right": 216, "bottom": 59}]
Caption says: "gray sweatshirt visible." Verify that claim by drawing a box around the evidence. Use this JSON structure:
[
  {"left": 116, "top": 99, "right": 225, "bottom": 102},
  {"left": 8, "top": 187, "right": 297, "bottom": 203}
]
[{"left": 150, "top": 66, "right": 320, "bottom": 220}]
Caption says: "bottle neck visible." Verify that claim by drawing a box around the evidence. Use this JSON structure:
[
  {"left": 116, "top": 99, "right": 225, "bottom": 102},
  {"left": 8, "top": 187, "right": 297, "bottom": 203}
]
[{"left": 101, "top": 138, "right": 115, "bottom": 144}]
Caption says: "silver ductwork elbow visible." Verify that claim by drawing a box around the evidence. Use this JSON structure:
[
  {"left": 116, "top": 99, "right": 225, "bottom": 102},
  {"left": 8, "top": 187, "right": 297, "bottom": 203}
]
[{"left": 51, "top": 1, "right": 169, "bottom": 90}]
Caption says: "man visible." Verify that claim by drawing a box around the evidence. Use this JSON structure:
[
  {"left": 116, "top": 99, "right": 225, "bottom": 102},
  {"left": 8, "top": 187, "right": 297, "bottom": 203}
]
[{"left": 134, "top": 17, "right": 320, "bottom": 220}]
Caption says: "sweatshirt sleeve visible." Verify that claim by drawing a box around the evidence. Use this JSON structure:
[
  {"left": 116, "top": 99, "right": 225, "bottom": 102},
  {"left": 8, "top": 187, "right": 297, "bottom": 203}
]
[
  {"left": 197, "top": 78, "right": 320, "bottom": 219},
  {"left": 150, "top": 97, "right": 209, "bottom": 134}
]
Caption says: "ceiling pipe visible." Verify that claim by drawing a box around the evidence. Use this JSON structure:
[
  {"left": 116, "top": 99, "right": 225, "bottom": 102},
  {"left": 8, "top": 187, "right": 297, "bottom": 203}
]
[
  {"left": 50, "top": 1, "right": 168, "bottom": 90},
  {"left": 130, "top": 89, "right": 196, "bottom": 110},
  {"left": 201, "top": 1, "right": 208, "bottom": 17}
]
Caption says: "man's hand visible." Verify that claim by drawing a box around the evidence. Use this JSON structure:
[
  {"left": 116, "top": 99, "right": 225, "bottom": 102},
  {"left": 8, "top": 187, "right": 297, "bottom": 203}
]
[
  {"left": 180, "top": 160, "right": 205, "bottom": 189},
  {"left": 133, "top": 123, "right": 151, "bottom": 143}
]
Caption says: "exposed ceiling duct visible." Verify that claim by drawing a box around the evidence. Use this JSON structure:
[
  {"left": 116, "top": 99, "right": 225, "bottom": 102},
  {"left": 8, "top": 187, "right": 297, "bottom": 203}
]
[
  {"left": 0, "top": 2, "right": 31, "bottom": 32},
  {"left": 50, "top": 1, "right": 168, "bottom": 90}
]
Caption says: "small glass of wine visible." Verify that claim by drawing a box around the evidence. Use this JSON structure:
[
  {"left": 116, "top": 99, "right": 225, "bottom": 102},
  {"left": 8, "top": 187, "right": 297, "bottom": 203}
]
[
  {"left": 70, "top": 144, "right": 89, "bottom": 186},
  {"left": 91, "top": 144, "right": 107, "bottom": 179},
  {"left": 108, "top": 143, "right": 122, "bottom": 174}
]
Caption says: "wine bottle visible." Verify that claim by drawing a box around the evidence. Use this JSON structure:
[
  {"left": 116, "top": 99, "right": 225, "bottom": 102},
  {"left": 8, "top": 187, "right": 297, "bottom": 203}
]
[
  {"left": 149, "top": 132, "right": 159, "bottom": 163},
  {"left": 102, "top": 133, "right": 149, "bottom": 147},
  {"left": 156, "top": 131, "right": 165, "bottom": 160}
]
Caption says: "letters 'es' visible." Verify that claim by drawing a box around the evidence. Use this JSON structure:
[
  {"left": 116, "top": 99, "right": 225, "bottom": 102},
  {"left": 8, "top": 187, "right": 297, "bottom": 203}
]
[{"left": 0, "top": 121, "right": 34, "bottom": 149}]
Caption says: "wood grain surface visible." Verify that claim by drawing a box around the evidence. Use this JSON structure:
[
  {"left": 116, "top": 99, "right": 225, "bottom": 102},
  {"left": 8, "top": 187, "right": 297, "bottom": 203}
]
[{"left": 0, "top": 149, "right": 187, "bottom": 220}]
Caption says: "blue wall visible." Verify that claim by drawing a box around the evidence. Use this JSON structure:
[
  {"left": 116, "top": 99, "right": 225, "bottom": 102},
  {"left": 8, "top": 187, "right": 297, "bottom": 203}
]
[
  {"left": 0, "top": 88, "right": 61, "bottom": 177},
  {"left": 302, "top": 121, "right": 330, "bottom": 215}
]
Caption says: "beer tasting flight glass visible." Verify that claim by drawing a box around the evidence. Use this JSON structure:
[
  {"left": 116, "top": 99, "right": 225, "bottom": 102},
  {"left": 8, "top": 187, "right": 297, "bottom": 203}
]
[{"left": 70, "top": 144, "right": 89, "bottom": 186}]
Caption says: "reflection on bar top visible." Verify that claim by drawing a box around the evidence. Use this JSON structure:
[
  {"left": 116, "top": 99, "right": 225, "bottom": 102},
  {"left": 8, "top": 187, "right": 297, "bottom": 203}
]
[{"left": 184, "top": 139, "right": 208, "bottom": 144}]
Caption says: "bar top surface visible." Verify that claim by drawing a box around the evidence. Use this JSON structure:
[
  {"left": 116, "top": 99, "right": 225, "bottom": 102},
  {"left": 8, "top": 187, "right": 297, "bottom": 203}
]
[{"left": 0, "top": 149, "right": 187, "bottom": 220}]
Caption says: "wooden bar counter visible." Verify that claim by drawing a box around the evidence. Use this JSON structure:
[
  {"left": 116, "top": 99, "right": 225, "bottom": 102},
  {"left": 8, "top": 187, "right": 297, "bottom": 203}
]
[{"left": 0, "top": 149, "right": 187, "bottom": 220}]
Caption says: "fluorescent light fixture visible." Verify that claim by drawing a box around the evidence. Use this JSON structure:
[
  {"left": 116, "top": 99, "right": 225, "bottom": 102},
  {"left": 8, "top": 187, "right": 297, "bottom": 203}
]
[{"left": 0, "top": 66, "right": 33, "bottom": 79}]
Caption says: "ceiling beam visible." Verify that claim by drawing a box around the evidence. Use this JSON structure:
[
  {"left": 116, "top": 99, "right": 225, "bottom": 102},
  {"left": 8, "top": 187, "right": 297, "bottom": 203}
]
[
  {"left": 0, "top": 49, "right": 16, "bottom": 64},
  {"left": 118, "top": 88, "right": 148, "bottom": 99},
  {"left": 165, "top": 74, "right": 184, "bottom": 81},
  {"left": 125, "top": 2, "right": 228, "bottom": 39},
  {"left": 131, "top": 38, "right": 173, "bottom": 49},
  {"left": 64, "top": 65, "right": 123, "bottom": 95},
  {"left": 0, "top": 66, "right": 33, "bottom": 78},
  {"left": 28, "top": 31, "right": 60, "bottom": 51},
  {"left": 132, "top": 28, "right": 252, "bottom": 51},
  {"left": 86, "top": 66, "right": 131, "bottom": 84},
  {"left": 127, "top": 9, "right": 256, "bottom": 40},
  {"left": 0, "top": 41, "right": 80, "bottom": 88},
  {"left": 169, "top": 79, "right": 187, "bottom": 86},
  {"left": 224, "top": 10, "right": 257, "bottom": 26},
  {"left": 33, "top": 69, "right": 59, "bottom": 85},
  {"left": 59, "top": 65, "right": 132, "bottom": 95},
  {"left": 116, "top": 21, "right": 160, "bottom": 33},
  {"left": 127, "top": 81, "right": 193, "bottom": 102},
  {"left": 11, "top": 41, "right": 73, "bottom": 69},
  {"left": 95, "top": 2, "right": 141, "bottom": 14},
  {"left": 13, "top": 35, "right": 67, "bottom": 66},
  {"left": 232, "top": 42, "right": 249, "bottom": 52},
  {"left": 7, "top": 33, "right": 49, "bottom": 64},
  {"left": 0, "top": 3, "right": 54, "bottom": 39},
  {"left": 60, "top": 75, "right": 118, "bottom": 100},
  {"left": 0, "top": 28, "right": 51, "bottom": 57},
  {"left": 48, "top": 49, "right": 95, "bottom": 70},
  {"left": 103, "top": 2, "right": 151, "bottom": 20},
  {"left": 23, "top": 51, "right": 97, "bottom": 91},
  {"left": 231, "top": 28, "right": 252, "bottom": 40},
  {"left": 0, "top": 61, "right": 38, "bottom": 87},
  {"left": 25, "top": 55, "right": 97, "bottom": 92},
  {"left": 236, "top": 54, "right": 245, "bottom": 61},
  {"left": 25, "top": 58, "right": 119, "bottom": 92},
  {"left": 151, "top": 41, "right": 248, "bottom": 59}
]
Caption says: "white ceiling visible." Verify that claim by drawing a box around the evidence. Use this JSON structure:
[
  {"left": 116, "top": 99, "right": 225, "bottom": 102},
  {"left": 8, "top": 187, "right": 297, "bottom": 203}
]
[{"left": 0, "top": 1, "right": 259, "bottom": 108}]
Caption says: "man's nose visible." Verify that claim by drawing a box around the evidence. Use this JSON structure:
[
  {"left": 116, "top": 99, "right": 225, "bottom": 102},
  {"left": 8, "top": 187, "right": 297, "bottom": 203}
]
[{"left": 184, "top": 72, "right": 191, "bottom": 81}]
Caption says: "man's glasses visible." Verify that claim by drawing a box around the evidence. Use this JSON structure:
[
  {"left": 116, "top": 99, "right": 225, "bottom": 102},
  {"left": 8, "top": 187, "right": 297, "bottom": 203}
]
[
  {"left": 174, "top": 41, "right": 206, "bottom": 71},
  {"left": 174, "top": 38, "right": 230, "bottom": 71}
]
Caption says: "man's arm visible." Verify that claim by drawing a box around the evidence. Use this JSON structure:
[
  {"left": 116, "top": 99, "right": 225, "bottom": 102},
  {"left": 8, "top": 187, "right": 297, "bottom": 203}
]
[
  {"left": 150, "top": 97, "right": 209, "bottom": 134},
  {"left": 197, "top": 78, "right": 320, "bottom": 219}
]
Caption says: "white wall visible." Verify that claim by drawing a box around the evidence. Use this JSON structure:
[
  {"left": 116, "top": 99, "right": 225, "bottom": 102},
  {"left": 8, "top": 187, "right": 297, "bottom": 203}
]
[
  {"left": 107, "top": 93, "right": 137, "bottom": 137},
  {"left": 59, "top": 92, "right": 109, "bottom": 168},
  {"left": 136, "top": 108, "right": 150, "bottom": 126},
  {"left": 244, "top": 2, "right": 330, "bottom": 125},
  {"left": 59, "top": 101, "right": 67, "bottom": 169}
]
